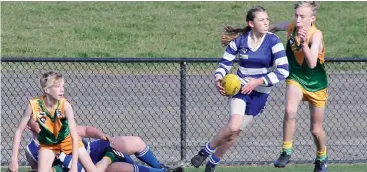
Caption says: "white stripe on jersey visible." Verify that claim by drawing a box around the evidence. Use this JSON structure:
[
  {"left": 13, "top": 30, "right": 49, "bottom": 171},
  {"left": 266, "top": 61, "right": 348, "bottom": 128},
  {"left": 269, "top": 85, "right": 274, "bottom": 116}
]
[
  {"left": 275, "top": 56, "right": 288, "bottom": 66},
  {"left": 215, "top": 68, "right": 226, "bottom": 77},
  {"left": 239, "top": 66, "right": 272, "bottom": 75},
  {"left": 267, "top": 72, "right": 280, "bottom": 84},
  {"left": 229, "top": 41, "right": 238, "bottom": 51},
  {"left": 219, "top": 63, "right": 232, "bottom": 72},
  {"left": 239, "top": 77, "right": 272, "bottom": 94},
  {"left": 223, "top": 51, "right": 236, "bottom": 61},
  {"left": 277, "top": 68, "right": 290, "bottom": 77},
  {"left": 272, "top": 43, "right": 285, "bottom": 54}
]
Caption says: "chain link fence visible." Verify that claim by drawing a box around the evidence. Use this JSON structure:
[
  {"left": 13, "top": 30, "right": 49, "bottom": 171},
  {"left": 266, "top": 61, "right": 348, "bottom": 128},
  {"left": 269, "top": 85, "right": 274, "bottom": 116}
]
[{"left": 1, "top": 57, "right": 367, "bottom": 166}]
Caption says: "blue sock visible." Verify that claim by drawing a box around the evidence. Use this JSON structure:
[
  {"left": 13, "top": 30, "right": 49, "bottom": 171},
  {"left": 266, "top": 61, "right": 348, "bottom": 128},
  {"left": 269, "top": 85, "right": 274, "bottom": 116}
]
[
  {"left": 207, "top": 153, "right": 221, "bottom": 166},
  {"left": 133, "top": 165, "right": 165, "bottom": 172},
  {"left": 135, "top": 146, "right": 161, "bottom": 168},
  {"left": 124, "top": 153, "right": 135, "bottom": 164},
  {"left": 202, "top": 142, "right": 215, "bottom": 156}
]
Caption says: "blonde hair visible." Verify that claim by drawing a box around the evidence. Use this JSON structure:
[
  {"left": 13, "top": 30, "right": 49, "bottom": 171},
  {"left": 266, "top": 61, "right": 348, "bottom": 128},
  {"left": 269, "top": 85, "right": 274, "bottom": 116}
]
[
  {"left": 40, "top": 71, "right": 64, "bottom": 91},
  {"left": 294, "top": 1, "right": 320, "bottom": 15}
]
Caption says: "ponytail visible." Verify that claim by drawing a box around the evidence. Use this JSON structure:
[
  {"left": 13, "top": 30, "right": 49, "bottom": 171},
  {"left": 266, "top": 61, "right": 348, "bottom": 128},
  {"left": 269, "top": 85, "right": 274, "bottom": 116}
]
[
  {"left": 220, "top": 6, "right": 266, "bottom": 46},
  {"left": 221, "top": 26, "right": 251, "bottom": 46}
]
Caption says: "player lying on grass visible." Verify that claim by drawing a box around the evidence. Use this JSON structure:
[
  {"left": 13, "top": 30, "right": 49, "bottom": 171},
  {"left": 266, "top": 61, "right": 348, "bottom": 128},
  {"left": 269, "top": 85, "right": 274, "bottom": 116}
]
[{"left": 25, "top": 119, "right": 183, "bottom": 172}]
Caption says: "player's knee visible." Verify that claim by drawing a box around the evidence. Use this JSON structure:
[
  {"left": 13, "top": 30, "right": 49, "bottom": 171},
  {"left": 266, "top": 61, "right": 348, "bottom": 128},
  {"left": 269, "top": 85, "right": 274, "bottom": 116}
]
[
  {"left": 114, "top": 136, "right": 146, "bottom": 153},
  {"left": 310, "top": 127, "right": 324, "bottom": 136},
  {"left": 285, "top": 107, "right": 297, "bottom": 120},
  {"left": 227, "top": 122, "right": 241, "bottom": 134},
  {"left": 124, "top": 136, "right": 144, "bottom": 146}
]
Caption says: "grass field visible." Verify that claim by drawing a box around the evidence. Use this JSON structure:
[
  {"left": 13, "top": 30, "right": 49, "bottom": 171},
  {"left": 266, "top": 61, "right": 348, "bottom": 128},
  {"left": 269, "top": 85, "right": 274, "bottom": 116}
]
[
  {"left": 1, "top": 2, "right": 367, "bottom": 171},
  {"left": 2, "top": 164, "right": 367, "bottom": 172},
  {"left": 1, "top": 1, "right": 367, "bottom": 58}
]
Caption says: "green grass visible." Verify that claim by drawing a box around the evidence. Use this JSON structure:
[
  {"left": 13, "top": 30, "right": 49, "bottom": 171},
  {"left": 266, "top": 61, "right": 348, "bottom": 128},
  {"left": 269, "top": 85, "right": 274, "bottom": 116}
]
[
  {"left": 1, "top": 2, "right": 367, "bottom": 58},
  {"left": 2, "top": 164, "right": 367, "bottom": 172}
]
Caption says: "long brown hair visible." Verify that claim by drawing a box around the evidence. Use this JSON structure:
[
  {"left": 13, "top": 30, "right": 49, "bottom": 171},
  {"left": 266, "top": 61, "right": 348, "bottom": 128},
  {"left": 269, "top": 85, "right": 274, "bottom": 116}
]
[{"left": 221, "top": 6, "right": 267, "bottom": 46}]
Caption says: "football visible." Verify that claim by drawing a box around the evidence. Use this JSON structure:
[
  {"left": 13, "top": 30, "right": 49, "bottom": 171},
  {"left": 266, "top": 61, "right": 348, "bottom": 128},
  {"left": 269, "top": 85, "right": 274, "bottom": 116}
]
[{"left": 222, "top": 74, "right": 241, "bottom": 96}]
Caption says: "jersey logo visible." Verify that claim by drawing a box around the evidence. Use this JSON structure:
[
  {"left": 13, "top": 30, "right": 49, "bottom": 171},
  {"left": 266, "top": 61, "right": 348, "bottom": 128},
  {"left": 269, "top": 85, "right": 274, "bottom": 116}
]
[
  {"left": 289, "top": 37, "right": 295, "bottom": 45},
  {"left": 241, "top": 48, "right": 248, "bottom": 54},
  {"left": 40, "top": 117, "right": 46, "bottom": 123},
  {"left": 240, "top": 54, "right": 248, "bottom": 59},
  {"left": 56, "top": 109, "right": 61, "bottom": 118},
  {"left": 240, "top": 48, "right": 249, "bottom": 59},
  {"left": 38, "top": 112, "right": 46, "bottom": 123}
]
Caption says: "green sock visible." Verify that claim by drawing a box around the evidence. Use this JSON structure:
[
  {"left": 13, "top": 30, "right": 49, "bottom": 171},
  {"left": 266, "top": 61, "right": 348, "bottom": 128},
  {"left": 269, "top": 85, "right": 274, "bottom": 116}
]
[
  {"left": 104, "top": 151, "right": 115, "bottom": 163},
  {"left": 316, "top": 147, "right": 327, "bottom": 161},
  {"left": 52, "top": 165, "right": 62, "bottom": 172},
  {"left": 282, "top": 141, "right": 293, "bottom": 155}
]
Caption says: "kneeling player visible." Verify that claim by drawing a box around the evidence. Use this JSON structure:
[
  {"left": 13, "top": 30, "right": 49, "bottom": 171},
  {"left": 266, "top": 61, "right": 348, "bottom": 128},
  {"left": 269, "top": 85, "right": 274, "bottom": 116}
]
[{"left": 25, "top": 121, "right": 183, "bottom": 172}]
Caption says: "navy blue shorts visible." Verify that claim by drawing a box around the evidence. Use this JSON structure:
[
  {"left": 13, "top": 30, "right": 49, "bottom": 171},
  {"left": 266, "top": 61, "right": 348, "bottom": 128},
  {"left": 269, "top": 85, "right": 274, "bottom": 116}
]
[
  {"left": 89, "top": 139, "right": 111, "bottom": 164},
  {"left": 231, "top": 91, "right": 269, "bottom": 116}
]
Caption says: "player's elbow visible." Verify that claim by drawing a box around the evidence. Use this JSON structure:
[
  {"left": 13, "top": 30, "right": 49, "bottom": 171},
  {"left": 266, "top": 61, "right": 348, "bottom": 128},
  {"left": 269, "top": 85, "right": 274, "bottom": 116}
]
[
  {"left": 305, "top": 59, "right": 317, "bottom": 69},
  {"left": 307, "top": 62, "right": 317, "bottom": 69}
]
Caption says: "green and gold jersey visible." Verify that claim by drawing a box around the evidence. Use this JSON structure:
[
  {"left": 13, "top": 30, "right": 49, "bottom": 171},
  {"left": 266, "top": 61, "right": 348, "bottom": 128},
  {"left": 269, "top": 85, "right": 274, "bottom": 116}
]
[
  {"left": 30, "top": 96, "right": 70, "bottom": 145},
  {"left": 286, "top": 21, "right": 328, "bottom": 92}
]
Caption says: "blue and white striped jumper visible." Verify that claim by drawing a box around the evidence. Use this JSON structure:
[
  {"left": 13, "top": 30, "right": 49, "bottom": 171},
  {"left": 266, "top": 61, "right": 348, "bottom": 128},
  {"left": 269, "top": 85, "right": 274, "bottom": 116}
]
[{"left": 215, "top": 31, "right": 289, "bottom": 94}]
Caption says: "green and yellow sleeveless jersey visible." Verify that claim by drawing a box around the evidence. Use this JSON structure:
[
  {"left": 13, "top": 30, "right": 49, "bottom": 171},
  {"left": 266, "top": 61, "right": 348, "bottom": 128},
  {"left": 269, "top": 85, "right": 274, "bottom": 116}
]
[
  {"left": 286, "top": 21, "right": 328, "bottom": 92},
  {"left": 30, "top": 96, "right": 70, "bottom": 145}
]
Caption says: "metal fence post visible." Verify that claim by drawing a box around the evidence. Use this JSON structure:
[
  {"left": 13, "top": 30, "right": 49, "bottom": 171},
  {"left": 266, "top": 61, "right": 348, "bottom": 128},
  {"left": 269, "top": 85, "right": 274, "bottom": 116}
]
[{"left": 180, "top": 61, "right": 187, "bottom": 162}]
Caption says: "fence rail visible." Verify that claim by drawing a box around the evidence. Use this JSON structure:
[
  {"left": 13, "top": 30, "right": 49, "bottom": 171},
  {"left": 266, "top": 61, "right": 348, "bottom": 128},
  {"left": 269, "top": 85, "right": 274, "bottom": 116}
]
[
  {"left": 1, "top": 57, "right": 367, "bottom": 166},
  {"left": 2, "top": 57, "right": 367, "bottom": 63}
]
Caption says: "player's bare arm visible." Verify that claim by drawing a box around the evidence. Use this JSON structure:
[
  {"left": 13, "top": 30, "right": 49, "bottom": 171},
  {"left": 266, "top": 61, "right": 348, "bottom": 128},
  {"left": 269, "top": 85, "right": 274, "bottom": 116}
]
[
  {"left": 8, "top": 103, "right": 32, "bottom": 172},
  {"left": 269, "top": 21, "right": 290, "bottom": 32},
  {"left": 76, "top": 125, "right": 108, "bottom": 140},
  {"left": 302, "top": 30, "right": 322, "bottom": 69},
  {"left": 64, "top": 101, "right": 79, "bottom": 172}
]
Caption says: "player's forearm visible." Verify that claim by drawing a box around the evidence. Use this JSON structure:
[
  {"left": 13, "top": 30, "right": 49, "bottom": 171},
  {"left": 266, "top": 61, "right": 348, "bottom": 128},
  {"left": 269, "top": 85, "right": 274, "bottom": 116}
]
[
  {"left": 302, "top": 43, "right": 318, "bottom": 68},
  {"left": 70, "top": 132, "right": 79, "bottom": 169},
  {"left": 85, "top": 126, "right": 106, "bottom": 140},
  {"left": 269, "top": 22, "right": 287, "bottom": 33},
  {"left": 11, "top": 129, "right": 23, "bottom": 160},
  {"left": 269, "top": 24, "right": 279, "bottom": 32}
]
